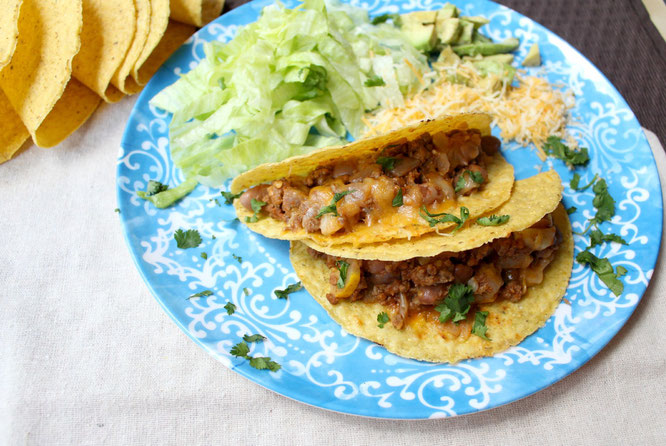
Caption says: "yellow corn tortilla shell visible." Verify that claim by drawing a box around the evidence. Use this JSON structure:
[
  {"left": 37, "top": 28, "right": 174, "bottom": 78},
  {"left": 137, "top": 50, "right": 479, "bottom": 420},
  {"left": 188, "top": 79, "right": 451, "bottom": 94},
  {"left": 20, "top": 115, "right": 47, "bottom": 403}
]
[
  {"left": 301, "top": 170, "right": 563, "bottom": 260},
  {"left": 290, "top": 203, "right": 574, "bottom": 363},
  {"left": 32, "top": 79, "right": 101, "bottom": 147},
  {"left": 232, "top": 113, "right": 514, "bottom": 246},
  {"left": 112, "top": 0, "right": 151, "bottom": 94},
  {"left": 72, "top": 0, "right": 135, "bottom": 102},
  {"left": 134, "top": 19, "right": 195, "bottom": 85},
  {"left": 0, "top": 0, "right": 22, "bottom": 69},
  {"left": 0, "top": 87, "right": 30, "bottom": 163},
  {"left": 132, "top": 0, "right": 170, "bottom": 85},
  {"left": 170, "top": 0, "right": 224, "bottom": 27}
]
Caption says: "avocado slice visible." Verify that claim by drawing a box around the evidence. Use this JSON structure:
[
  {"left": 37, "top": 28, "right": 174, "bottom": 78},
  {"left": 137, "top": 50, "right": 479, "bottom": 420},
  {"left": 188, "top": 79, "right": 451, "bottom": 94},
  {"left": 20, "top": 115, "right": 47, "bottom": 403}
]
[
  {"left": 436, "top": 17, "right": 461, "bottom": 45},
  {"left": 400, "top": 11, "right": 438, "bottom": 52},
  {"left": 472, "top": 59, "right": 517, "bottom": 85},
  {"left": 438, "top": 3, "right": 459, "bottom": 19},
  {"left": 483, "top": 54, "right": 514, "bottom": 64},
  {"left": 457, "top": 20, "right": 475, "bottom": 44},
  {"left": 472, "top": 32, "right": 493, "bottom": 44},
  {"left": 452, "top": 37, "right": 520, "bottom": 57},
  {"left": 437, "top": 46, "right": 462, "bottom": 65},
  {"left": 522, "top": 43, "right": 541, "bottom": 67},
  {"left": 461, "top": 16, "right": 490, "bottom": 29}
]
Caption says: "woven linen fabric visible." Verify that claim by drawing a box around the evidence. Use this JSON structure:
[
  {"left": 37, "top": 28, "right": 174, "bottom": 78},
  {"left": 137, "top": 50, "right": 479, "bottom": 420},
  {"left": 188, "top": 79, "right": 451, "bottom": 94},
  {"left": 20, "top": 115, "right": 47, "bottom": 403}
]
[{"left": 1, "top": 94, "right": 664, "bottom": 443}]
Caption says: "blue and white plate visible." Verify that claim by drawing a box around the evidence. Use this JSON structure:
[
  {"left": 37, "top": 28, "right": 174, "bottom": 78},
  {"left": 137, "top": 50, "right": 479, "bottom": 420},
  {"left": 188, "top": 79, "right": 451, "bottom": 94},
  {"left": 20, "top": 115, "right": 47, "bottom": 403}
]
[{"left": 117, "top": 0, "right": 662, "bottom": 419}]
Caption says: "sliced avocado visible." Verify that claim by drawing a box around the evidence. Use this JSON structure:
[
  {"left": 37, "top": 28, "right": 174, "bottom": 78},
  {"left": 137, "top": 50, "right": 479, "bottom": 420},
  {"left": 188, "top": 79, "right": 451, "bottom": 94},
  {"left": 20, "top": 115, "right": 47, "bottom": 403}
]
[
  {"left": 452, "top": 37, "right": 520, "bottom": 57},
  {"left": 484, "top": 54, "right": 514, "bottom": 64},
  {"left": 438, "top": 3, "right": 459, "bottom": 19},
  {"left": 461, "top": 16, "right": 490, "bottom": 29},
  {"left": 472, "top": 59, "right": 517, "bottom": 84},
  {"left": 457, "top": 20, "right": 475, "bottom": 44},
  {"left": 472, "top": 32, "right": 493, "bottom": 44},
  {"left": 437, "top": 46, "right": 461, "bottom": 65},
  {"left": 400, "top": 11, "right": 438, "bottom": 52},
  {"left": 522, "top": 43, "right": 541, "bottom": 67},
  {"left": 436, "top": 17, "right": 461, "bottom": 45}
]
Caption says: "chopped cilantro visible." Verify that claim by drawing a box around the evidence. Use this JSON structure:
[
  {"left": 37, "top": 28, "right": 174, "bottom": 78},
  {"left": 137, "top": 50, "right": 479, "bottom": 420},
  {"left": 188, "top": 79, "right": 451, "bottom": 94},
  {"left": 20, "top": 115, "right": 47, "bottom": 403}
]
[
  {"left": 232, "top": 254, "right": 242, "bottom": 263},
  {"left": 275, "top": 282, "right": 302, "bottom": 299},
  {"left": 245, "top": 198, "right": 267, "bottom": 223},
  {"left": 567, "top": 206, "right": 577, "bottom": 215},
  {"left": 114, "top": 208, "right": 120, "bottom": 213},
  {"left": 435, "top": 283, "right": 475, "bottom": 323},
  {"left": 230, "top": 341, "right": 250, "bottom": 358},
  {"left": 476, "top": 215, "right": 510, "bottom": 226},
  {"left": 316, "top": 190, "right": 353, "bottom": 218},
  {"left": 543, "top": 136, "right": 590, "bottom": 167},
  {"left": 201, "top": 252, "right": 208, "bottom": 260},
  {"left": 212, "top": 235, "right": 216, "bottom": 239},
  {"left": 371, "top": 13, "right": 401, "bottom": 26},
  {"left": 249, "top": 356, "right": 281, "bottom": 372},
  {"left": 243, "top": 288, "right": 250, "bottom": 296},
  {"left": 570, "top": 173, "right": 598, "bottom": 191},
  {"left": 377, "top": 312, "right": 390, "bottom": 328},
  {"left": 616, "top": 266, "right": 628, "bottom": 277},
  {"left": 221, "top": 190, "right": 242, "bottom": 204},
  {"left": 576, "top": 250, "right": 625, "bottom": 296},
  {"left": 419, "top": 206, "right": 469, "bottom": 233},
  {"left": 174, "top": 229, "right": 202, "bottom": 249},
  {"left": 224, "top": 302, "right": 236, "bottom": 315},
  {"left": 376, "top": 156, "right": 396, "bottom": 171},
  {"left": 144, "top": 180, "right": 169, "bottom": 196},
  {"left": 187, "top": 290, "right": 213, "bottom": 300},
  {"left": 455, "top": 170, "right": 484, "bottom": 192},
  {"left": 589, "top": 229, "right": 628, "bottom": 248},
  {"left": 336, "top": 260, "right": 349, "bottom": 289},
  {"left": 364, "top": 75, "right": 386, "bottom": 87},
  {"left": 392, "top": 188, "right": 403, "bottom": 207},
  {"left": 210, "top": 198, "right": 221, "bottom": 206},
  {"left": 243, "top": 334, "right": 266, "bottom": 343},
  {"left": 472, "top": 311, "right": 490, "bottom": 341},
  {"left": 590, "top": 179, "right": 615, "bottom": 225}
]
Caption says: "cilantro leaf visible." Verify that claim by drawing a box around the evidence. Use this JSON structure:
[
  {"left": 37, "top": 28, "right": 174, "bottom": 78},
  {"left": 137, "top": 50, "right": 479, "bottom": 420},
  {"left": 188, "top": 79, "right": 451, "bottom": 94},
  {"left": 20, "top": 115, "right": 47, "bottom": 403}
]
[
  {"left": 377, "top": 312, "right": 390, "bottom": 328},
  {"left": 145, "top": 180, "right": 169, "bottom": 196},
  {"left": 210, "top": 198, "right": 221, "bottom": 206},
  {"left": 137, "top": 178, "right": 198, "bottom": 208},
  {"left": 576, "top": 250, "right": 624, "bottom": 296},
  {"left": 275, "top": 282, "right": 302, "bottom": 299},
  {"left": 316, "top": 190, "right": 353, "bottom": 218},
  {"left": 230, "top": 341, "right": 250, "bottom": 358},
  {"left": 589, "top": 229, "right": 628, "bottom": 248},
  {"left": 376, "top": 156, "right": 396, "bottom": 171},
  {"left": 174, "top": 229, "right": 202, "bottom": 249},
  {"left": 232, "top": 254, "right": 243, "bottom": 263},
  {"left": 114, "top": 208, "right": 121, "bottom": 213},
  {"left": 476, "top": 215, "right": 510, "bottom": 226},
  {"left": 371, "top": 13, "right": 401, "bottom": 26},
  {"left": 221, "top": 190, "right": 242, "bottom": 205},
  {"left": 392, "top": 188, "right": 403, "bottom": 207},
  {"left": 243, "top": 288, "right": 250, "bottom": 296},
  {"left": 570, "top": 173, "right": 598, "bottom": 191},
  {"left": 567, "top": 206, "right": 577, "bottom": 215},
  {"left": 435, "top": 283, "right": 475, "bottom": 323},
  {"left": 590, "top": 179, "right": 615, "bottom": 225},
  {"left": 419, "top": 206, "right": 469, "bottom": 233},
  {"left": 543, "top": 136, "right": 590, "bottom": 167},
  {"left": 616, "top": 266, "right": 628, "bottom": 277},
  {"left": 455, "top": 170, "right": 485, "bottom": 193},
  {"left": 245, "top": 198, "right": 267, "bottom": 223},
  {"left": 243, "top": 334, "right": 266, "bottom": 343},
  {"left": 248, "top": 356, "right": 281, "bottom": 372},
  {"left": 187, "top": 290, "right": 213, "bottom": 300},
  {"left": 364, "top": 75, "right": 386, "bottom": 87},
  {"left": 201, "top": 252, "right": 208, "bottom": 260},
  {"left": 472, "top": 311, "right": 490, "bottom": 341},
  {"left": 336, "top": 260, "right": 349, "bottom": 289},
  {"left": 224, "top": 302, "right": 236, "bottom": 315}
]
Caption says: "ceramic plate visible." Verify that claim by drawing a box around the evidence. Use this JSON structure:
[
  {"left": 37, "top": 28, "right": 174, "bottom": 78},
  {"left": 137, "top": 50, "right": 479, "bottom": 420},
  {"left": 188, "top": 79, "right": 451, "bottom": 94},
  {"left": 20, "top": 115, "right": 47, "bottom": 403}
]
[{"left": 117, "top": 0, "right": 662, "bottom": 418}]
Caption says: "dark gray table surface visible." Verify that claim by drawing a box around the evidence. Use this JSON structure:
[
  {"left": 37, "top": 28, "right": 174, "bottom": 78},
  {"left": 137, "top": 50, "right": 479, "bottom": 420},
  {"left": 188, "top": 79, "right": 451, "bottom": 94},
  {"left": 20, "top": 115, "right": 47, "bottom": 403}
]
[{"left": 223, "top": 0, "right": 666, "bottom": 145}]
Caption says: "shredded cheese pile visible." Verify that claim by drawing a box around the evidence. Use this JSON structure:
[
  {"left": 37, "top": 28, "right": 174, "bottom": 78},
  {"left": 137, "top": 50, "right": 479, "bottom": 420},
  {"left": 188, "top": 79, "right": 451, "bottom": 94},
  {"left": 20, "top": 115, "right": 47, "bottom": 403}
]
[{"left": 364, "top": 70, "right": 575, "bottom": 160}]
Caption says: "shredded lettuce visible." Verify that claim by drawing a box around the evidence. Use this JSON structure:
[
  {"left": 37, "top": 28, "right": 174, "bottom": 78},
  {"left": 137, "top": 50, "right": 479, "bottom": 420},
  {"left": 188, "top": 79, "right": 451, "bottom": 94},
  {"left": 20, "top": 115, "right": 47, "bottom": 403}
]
[{"left": 150, "top": 0, "right": 428, "bottom": 186}]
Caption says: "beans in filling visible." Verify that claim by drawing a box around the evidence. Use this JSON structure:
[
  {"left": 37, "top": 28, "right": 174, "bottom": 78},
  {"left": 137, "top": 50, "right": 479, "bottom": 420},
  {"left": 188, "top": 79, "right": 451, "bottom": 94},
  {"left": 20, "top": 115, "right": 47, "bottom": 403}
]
[
  {"left": 239, "top": 129, "right": 502, "bottom": 235},
  {"left": 309, "top": 213, "right": 561, "bottom": 336}
]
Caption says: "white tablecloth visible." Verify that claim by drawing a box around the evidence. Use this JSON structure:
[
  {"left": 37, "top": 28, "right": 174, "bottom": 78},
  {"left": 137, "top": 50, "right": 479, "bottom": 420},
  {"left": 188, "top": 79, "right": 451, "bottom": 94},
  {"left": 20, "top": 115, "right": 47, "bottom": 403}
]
[{"left": 1, "top": 97, "right": 665, "bottom": 444}]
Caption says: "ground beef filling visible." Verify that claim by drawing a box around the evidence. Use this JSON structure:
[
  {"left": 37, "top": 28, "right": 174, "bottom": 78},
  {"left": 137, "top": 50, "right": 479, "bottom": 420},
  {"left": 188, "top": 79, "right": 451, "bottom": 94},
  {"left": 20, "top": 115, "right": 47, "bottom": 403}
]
[
  {"left": 239, "top": 130, "right": 501, "bottom": 235},
  {"left": 312, "top": 213, "right": 561, "bottom": 331}
]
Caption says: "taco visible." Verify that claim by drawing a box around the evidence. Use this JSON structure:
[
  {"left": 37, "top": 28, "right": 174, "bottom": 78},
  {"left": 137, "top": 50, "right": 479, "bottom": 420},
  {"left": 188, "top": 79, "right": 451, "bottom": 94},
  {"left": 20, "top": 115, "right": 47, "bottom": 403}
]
[
  {"left": 289, "top": 171, "right": 574, "bottom": 363},
  {"left": 231, "top": 113, "right": 514, "bottom": 247}
]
